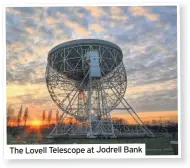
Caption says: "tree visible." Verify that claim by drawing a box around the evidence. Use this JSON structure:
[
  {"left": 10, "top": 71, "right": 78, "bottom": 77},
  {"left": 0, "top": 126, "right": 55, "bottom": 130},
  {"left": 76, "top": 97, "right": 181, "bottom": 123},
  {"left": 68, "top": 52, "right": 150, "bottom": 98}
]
[
  {"left": 48, "top": 110, "right": 52, "bottom": 126},
  {"left": 17, "top": 105, "right": 23, "bottom": 127},
  {"left": 56, "top": 110, "right": 59, "bottom": 123},
  {"left": 42, "top": 110, "right": 46, "bottom": 126},
  {"left": 23, "top": 107, "right": 28, "bottom": 127},
  {"left": 7, "top": 106, "right": 14, "bottom": 126}
]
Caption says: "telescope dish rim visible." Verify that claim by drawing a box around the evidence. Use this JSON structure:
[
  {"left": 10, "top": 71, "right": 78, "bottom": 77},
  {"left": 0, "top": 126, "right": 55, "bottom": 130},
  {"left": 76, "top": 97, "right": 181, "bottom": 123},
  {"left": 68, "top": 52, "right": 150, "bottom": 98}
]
[{"left": 48, "top": 39, "right": 122, "bottom": 56}]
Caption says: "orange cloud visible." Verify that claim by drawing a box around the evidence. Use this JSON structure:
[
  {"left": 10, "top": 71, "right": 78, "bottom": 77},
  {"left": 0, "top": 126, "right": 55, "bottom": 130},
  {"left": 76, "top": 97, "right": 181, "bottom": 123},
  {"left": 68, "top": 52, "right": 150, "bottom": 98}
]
[
  {"left": 45, "top": 17, "right": 56, "bottom": 25},
  {"left": 65, "top": 20, "right": 89, "bottom": 36},
  {"left": 45, "top": 12, "right": 67, "bottom": 25},
  {"left": 6, "top": 7, "right": 21, "bottom": 15},
  {"left": 7, "top": 83, "right": 47, "bottom": 101},
  {"left": 129, "top": 6, "right": 159, "bottom": 21},
  {"left": 133, "top": 45, "right": 146, "bottom": 54},
  {"left": 110, "top": 7, "right": 128, "bottom": 22},
  {"left": 45, "top": 13, "right": 66, "bottom": 25},
  {"left": 111, "top": 7, "right": 123, "bottom": 16},
  {"left": 85, "top": 6, "right": 105, "bottom": 18},
  {"left": 89, "top": 23, "right": 105, "bottom": 32}
]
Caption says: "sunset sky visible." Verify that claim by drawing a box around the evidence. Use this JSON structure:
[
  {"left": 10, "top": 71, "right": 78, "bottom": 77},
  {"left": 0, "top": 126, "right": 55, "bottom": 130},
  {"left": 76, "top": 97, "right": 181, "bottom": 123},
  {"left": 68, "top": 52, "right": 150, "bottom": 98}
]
[{"left": 6, "top": 6, "right": 178, "bottom": 123}]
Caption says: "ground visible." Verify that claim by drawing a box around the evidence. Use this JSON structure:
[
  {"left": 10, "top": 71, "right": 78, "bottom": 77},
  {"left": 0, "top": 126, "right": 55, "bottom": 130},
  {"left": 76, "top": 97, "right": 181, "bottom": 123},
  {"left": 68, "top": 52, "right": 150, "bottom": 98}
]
[{"left": 7, "top": 133, "right": 176, "bottom": 155}]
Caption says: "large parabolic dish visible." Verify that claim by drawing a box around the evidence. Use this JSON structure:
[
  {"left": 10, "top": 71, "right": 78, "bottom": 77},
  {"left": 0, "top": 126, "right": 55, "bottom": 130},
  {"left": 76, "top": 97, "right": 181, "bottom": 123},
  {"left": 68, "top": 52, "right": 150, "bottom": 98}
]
[{"left": 46, "top": 39, "right": 127, "bottom": 121}]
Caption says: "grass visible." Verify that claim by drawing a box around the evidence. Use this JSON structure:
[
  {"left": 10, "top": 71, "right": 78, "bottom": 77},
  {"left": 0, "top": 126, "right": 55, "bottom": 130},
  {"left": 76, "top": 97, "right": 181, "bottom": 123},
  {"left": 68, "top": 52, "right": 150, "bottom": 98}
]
[{"left": 7, "top": 133, "right": 175, "bottom": 155}]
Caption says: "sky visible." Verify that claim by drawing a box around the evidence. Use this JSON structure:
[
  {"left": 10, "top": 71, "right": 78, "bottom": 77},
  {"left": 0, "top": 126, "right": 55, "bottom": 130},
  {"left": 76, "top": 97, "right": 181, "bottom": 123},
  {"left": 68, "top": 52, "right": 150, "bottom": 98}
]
[{"left": 6, "top": 6, "right": 178, "bottom": 123}]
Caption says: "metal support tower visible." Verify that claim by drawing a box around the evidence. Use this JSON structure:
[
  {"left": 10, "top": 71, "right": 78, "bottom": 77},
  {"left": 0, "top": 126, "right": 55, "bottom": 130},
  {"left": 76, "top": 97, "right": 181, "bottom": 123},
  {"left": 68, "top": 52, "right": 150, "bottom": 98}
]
[{"left": 46, "top": 39, "right": 154, "bottom": 139}]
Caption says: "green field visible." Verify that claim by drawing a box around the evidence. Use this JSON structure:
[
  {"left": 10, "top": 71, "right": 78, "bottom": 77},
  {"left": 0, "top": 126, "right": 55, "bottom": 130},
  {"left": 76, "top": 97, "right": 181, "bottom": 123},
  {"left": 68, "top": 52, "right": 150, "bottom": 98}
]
[
  {"left": 7, "top": 133, "right": 176, "bottom": 155},
  {"left": 52, "top": 135, "right": 175, "bottom": 155}
]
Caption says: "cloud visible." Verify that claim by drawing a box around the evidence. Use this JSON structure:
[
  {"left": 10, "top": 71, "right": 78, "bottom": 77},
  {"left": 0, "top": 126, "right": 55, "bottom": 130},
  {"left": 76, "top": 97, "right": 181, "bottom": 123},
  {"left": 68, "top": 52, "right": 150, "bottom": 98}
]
[
  {"left": 129, "top": 6, "right": 160, "bottom": 21},
  {"left": 46, "top": 7, "right": 90, "bottom": 37},
  {"left": 85, "top": 6, "right": 105, "bottom": 18},
  {"left": 89, "top": 23, "right": 105, "bottom": 32},
  {"left": 103, "top": 34, "right": 116, "bottom": 42},
  {"left": 65, "top": 20, "right": 89, "bottom": 36},
  {"left": 110, "top": 6, "right": 128, "bottom": 21},
  {"left": 6, "top": 12, "right": 29, "bottom": 44},
  {"left": 6, "top": 6, "right": 178, "bottom": 113},
  {"left": 151, "top": 6, "right": 177, "bottom": 26}
]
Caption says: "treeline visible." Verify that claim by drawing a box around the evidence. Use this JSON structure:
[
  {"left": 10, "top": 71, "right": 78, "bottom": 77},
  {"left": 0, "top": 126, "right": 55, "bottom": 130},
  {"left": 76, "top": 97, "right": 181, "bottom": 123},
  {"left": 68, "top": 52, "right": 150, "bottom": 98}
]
[
  {"left": 7, "top": 105, "right": 28, "bottom": 127},
  {"left": 7, "top": 106, "right": 60, "bottom": 127}
]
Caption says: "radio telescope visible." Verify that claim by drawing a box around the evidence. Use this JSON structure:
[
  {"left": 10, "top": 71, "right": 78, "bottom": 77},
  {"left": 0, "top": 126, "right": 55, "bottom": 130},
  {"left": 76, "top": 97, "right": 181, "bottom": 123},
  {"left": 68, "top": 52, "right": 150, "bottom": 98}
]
[{"left": 46, "top": 39, "right": 153, "bottom": 138}]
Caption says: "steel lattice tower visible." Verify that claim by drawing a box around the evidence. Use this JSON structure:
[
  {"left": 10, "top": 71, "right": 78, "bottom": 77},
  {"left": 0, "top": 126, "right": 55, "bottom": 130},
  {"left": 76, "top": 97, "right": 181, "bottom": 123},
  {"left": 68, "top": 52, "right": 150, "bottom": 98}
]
[{"left": 45, "top": 39, "right": 154, "bottom": 139}]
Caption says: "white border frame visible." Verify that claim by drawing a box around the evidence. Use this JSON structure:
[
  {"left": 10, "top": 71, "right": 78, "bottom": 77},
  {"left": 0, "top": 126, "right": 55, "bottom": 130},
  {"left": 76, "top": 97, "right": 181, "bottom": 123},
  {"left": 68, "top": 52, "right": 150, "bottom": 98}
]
[{"left": 3, "top": 3, "right": 181, "bottom": 159}]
